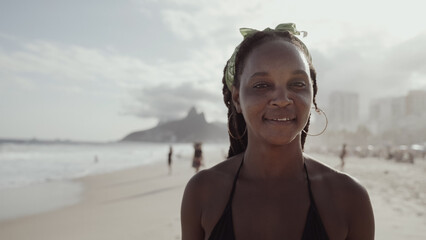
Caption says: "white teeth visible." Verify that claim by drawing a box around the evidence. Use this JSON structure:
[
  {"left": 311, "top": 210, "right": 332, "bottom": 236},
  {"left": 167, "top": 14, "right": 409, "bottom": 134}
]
[{"left": 273, "top": 118, "right": 291, "bottom": 121}]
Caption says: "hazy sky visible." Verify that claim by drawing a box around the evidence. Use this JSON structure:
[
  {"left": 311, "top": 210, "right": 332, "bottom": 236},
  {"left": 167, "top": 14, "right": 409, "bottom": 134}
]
[{"left": 1, "top": 0, "right": 425, "bottom": 141}]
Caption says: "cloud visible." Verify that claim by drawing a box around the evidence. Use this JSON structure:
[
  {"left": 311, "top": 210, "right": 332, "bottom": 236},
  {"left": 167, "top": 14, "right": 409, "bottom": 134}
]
[
  {"left": 0, "top": 40, "right": 150, "bottom": 92},
  {"left": 158, "top": 0, "right": 265, "bottom": 41},
  {"left": 310, "top": 31, "right": 426, "bottom": 117},
  {"left": 0, "top": 35, "right": 229, "bottom": 123},
  {"left": 385, "top": 32, "right": 426, "bottom": 75},
  {"left": 127, "top": 82, "right": 223, "bottom": 121}
]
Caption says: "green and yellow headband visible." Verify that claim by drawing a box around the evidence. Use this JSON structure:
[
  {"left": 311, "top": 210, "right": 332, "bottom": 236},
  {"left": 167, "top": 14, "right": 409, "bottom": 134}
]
[{"left": 225, "top": 23, "right": 311, "bottom": 90}]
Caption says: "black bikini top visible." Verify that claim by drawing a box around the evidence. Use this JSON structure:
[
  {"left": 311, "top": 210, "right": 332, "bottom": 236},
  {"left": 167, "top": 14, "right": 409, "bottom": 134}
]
[{"left": 208, "top": 156, "right": 329, "bottom": 240}]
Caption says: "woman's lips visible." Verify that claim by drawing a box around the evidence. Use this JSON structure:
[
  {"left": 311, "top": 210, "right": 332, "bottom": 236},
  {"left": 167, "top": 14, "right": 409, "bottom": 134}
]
[
  {"left": 263, "top": 116, "right": 296, "bottom": 124},
  {"left": 267, "top": 117, "right": 292, "bottom": 121}
]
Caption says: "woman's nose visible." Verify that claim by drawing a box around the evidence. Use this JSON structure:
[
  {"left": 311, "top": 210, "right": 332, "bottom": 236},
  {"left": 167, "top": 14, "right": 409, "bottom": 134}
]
[{"left": 270, "top": 88, "right": 293, "bottom": 107}]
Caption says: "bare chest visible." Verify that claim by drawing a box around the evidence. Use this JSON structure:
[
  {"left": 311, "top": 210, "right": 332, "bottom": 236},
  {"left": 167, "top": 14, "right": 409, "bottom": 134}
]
[{"left": 231, "top": 182, "right": 311, "bottom": 239}]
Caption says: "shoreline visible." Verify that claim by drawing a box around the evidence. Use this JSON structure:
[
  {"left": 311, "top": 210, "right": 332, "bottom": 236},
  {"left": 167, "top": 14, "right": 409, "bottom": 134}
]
[{"left": 0, "top": 142, "right": 227, "bottom": 190}]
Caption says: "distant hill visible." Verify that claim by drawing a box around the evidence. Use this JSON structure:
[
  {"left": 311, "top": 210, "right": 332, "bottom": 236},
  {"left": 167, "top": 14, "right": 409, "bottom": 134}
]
[{"left": 121, "top": 107, "right": 227, "bottom": 143}]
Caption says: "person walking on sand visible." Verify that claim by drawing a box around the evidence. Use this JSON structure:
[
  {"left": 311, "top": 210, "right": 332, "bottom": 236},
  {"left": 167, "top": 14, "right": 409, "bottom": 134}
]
[
  {"left": 192, "top": 142, "right": 203, "bottom": 173},
  {"left": 168, "top": 145, "right": 173, "bottom": 175},
  {"left": 181, "top": 23, "right": 374, "bottom": 240},
  {"left": 339, "top": 143, "right": 347, "bottom": 171}
]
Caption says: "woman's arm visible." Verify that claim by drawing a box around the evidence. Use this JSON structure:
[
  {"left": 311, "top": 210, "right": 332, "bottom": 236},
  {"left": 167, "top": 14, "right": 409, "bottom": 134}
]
[
  {"left": 181, "top": 174, "right": 205, "bottom": 240},
  {"left": 345, "top": 179, "right": 375, "bottom": 240}
]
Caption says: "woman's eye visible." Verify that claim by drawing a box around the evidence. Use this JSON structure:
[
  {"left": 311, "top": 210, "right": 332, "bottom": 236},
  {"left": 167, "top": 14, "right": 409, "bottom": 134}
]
[
  {"left": 290, "top": 81, "right": 306, "bottom": 88},
  {"left": 253, "top": 83, "right": 270, "bottom": 89}
]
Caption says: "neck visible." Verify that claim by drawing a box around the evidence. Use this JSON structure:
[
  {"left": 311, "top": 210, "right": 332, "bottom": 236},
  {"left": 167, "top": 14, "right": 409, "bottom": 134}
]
[{"left": 243, "top": 135, "right": 305, "bottom": 180}]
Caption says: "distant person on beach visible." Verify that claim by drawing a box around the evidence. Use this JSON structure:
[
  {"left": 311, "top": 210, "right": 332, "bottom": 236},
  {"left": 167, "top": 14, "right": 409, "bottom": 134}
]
[
  {"left": 192, "top": 142, "right": 203, "bottom": 173},
  {"left": 168, "top": 146, "right": 173, "bottom": 174},
  {"left": 339, "top": 143, "right": 347, "bottom": 170},
  {"left": 181, "top": 23, "right": 374, "bottom": 239}
]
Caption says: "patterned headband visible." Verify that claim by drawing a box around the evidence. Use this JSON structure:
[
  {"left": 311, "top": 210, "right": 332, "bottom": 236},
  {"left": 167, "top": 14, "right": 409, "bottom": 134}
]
[{"left": 225, "top": 23, "right": 311, "bottom": 90}]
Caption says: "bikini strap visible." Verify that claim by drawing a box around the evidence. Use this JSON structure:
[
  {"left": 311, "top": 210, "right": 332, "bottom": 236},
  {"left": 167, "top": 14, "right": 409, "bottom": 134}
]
[
  {"left": 303, "top": 162, "right": 318, "bottom": 208},
  {"left": 225, "top": 155, "right": 244, "bottom": 208}
]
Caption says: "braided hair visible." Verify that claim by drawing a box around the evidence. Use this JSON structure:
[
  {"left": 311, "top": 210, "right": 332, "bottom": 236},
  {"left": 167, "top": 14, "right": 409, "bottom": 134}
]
[{"left": 223, "top": 30, "right": 318, "bottom": 158}]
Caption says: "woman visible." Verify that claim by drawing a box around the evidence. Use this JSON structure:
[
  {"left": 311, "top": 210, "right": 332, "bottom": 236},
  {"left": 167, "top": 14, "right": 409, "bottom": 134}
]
[
  {"left": 192, "top": 142, "right": 204, "bottom": 173},
  {"left": 181, "top": 23, "right": 374, "bottom": 240}
]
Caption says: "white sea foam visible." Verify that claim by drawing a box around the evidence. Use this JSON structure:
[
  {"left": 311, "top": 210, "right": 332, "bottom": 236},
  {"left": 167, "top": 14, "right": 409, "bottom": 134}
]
[{"left": 0, "top": 142, "right": 222, "bottom": 189}]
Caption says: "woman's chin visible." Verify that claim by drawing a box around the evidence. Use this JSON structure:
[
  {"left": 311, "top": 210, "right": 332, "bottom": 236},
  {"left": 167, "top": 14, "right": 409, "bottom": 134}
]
[{"left": 258, "top": 133, "right": 301, "bottom": 147}]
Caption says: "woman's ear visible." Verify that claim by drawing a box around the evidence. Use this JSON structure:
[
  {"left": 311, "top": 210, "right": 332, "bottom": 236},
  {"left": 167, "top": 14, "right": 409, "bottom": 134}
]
[{"left": 231, "top": 86, "right": 242, "bottom": 113}]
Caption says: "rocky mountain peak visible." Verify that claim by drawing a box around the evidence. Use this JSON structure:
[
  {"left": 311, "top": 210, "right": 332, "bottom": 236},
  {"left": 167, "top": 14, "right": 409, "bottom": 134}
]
[
  {"left": 121, "top": 107, "right": 225, "bottom": 143},
  {"left": 185, "top": 106, "right": 206, "bottom": 123}
]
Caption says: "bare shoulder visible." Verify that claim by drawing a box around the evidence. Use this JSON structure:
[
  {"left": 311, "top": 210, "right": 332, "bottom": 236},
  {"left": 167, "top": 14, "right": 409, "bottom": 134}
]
[
  {"left": 184, "top": 153, "right": 243, "bottom": 199},
  {"left": 181, "top": 154, "right": 243, "bottom": 240},
  {"left": 304, "top": 154, "right": 375, "bottom": 239},
  {"left": 304, "top": 154, "right": 369, "bottom": 199}
]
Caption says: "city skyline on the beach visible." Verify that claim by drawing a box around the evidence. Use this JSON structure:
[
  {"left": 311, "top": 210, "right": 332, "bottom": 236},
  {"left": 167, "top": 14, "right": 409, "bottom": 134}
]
[
  {"left": 323, "top": 90, "right": 426, "bottom": 145},
  {"left": 1, "top": 0, "right": 425, "bottom": 141}
]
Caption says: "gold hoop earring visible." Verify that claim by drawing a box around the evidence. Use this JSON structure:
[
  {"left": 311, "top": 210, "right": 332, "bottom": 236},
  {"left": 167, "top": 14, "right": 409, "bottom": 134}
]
[
  {"left": 303, "top": 107, "right": 328, "bottom": 136},
  {"left": 228, "top": 112, "right": 247, "bottom": 140}
]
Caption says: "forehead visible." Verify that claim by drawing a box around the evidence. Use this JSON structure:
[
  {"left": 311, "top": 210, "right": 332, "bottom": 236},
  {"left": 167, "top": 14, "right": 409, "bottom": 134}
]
[{"left": 242, "top": 40, "right": 309, "bottom": 76}]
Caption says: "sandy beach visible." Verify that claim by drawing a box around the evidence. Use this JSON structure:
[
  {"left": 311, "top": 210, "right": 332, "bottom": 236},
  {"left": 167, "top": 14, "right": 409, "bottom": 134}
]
[{"left": 0, "top": 147, "right": 424, "bottom": 240}]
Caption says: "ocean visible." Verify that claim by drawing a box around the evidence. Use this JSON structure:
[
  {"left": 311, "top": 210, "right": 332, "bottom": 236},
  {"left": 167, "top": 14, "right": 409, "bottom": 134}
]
[{"left": 0, "top": 141, "right": 227, "bottom": 190}]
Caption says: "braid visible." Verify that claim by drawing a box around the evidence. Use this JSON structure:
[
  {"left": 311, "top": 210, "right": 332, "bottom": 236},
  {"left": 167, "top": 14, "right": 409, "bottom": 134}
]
[
  {"left": 222, "top": 64, "right": 247, "bottom": 157},
  {"left": 223, "top": 31, "right": 318, "bottom": 157}
]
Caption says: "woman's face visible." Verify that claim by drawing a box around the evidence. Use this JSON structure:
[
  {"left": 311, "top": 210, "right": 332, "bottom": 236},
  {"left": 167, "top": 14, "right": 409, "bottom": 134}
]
[{"left": 232, "top": 39, "right": 313, "bottom": 146}]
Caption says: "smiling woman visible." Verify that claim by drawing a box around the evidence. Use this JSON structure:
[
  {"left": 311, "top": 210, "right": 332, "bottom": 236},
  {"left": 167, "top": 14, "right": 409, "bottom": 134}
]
[{"left": 181, "top": 23, "right": 375, "bottom": 240}]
